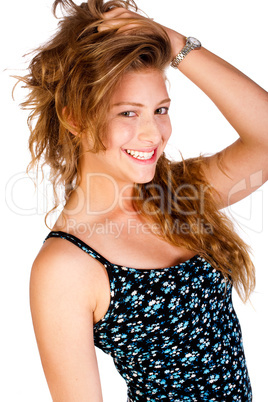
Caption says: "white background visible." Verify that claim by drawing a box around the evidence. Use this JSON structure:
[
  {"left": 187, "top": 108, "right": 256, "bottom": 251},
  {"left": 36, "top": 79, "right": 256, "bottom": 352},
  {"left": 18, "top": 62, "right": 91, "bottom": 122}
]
[{"left": 1, "top": 0, "right": 267, "bottom": 401}]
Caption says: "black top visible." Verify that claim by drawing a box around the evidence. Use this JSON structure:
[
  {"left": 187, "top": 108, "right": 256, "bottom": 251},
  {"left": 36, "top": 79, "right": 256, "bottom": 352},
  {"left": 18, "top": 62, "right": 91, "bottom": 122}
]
[{"left": 45, "top": 231, "right": 252, "bottom": 401}]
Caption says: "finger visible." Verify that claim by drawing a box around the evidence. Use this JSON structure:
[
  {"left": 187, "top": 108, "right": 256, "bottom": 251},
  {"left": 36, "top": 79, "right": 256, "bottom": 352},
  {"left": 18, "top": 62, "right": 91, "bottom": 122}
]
[
  {"left": 103, "top": 8, "right": 135, "bottom": 19},
  {"left": 97, "top": 18, "right": 141, "bottom": 33},
  {"left": 98, "top": 9, "right": 132, "bottom": 32},
  {"left": 97, "top": 7, "right": 152, "bottom": 34},
  {"left": 103, "top": 7, "right": 144, "bottom": 22}
]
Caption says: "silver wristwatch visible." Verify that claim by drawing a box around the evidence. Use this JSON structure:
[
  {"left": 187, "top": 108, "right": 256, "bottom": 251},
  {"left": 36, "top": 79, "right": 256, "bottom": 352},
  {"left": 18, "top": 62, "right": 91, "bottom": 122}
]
[{"left": 171, "top": 37, "right": 201, "bottom": 68}]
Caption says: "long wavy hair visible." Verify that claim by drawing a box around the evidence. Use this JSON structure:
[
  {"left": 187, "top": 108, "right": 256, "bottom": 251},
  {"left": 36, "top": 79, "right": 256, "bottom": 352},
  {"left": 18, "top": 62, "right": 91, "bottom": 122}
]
[{"left": 17, "top": 0, "right": 255, "bottom": 301}]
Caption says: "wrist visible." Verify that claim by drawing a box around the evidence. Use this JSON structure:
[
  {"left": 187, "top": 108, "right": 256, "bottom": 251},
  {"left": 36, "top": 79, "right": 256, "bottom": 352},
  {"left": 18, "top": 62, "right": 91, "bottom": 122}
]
[
  {"left": 171, "top": 37, "right": 202, "bottom": 68},
  {"left": 165, "top": 28, "right": 186, "bottom": 60}
]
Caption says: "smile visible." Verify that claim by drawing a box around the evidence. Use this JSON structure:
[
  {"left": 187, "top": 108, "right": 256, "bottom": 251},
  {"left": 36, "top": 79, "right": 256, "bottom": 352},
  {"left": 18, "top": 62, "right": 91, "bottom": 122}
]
[{"left": 125, "top": 149, "right": 155, "bottom": 160}]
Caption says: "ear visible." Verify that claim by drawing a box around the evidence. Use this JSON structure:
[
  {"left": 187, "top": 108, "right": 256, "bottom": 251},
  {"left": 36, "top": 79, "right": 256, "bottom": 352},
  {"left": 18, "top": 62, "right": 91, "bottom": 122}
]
[{"left": 62, "top": 106, "right": 79, "bottom": 136}]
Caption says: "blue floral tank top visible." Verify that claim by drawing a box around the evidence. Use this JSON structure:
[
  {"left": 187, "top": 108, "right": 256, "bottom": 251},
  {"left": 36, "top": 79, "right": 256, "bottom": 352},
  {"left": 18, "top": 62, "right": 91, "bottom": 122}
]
[{"left": 45, "top": 231, "right": 252, "bottom": 401}]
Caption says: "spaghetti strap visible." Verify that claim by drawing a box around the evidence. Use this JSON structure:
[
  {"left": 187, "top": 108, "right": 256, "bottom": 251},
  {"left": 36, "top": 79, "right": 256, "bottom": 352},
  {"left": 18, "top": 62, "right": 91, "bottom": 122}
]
[{"left": 45, "top": 231, "right": 112, "bottom": 268}]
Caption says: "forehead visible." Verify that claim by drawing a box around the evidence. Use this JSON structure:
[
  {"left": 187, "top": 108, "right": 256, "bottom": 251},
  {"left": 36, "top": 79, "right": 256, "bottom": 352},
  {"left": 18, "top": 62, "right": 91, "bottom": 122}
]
[{"left": 111, "top": 69, "right": 168, "bottom": 103}]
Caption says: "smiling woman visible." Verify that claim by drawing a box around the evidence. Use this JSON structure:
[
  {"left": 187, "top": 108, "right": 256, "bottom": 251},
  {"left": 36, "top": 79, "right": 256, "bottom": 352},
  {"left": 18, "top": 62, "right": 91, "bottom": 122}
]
[{"left": 12, "top": 0, "right": 268, "bottom": 401}]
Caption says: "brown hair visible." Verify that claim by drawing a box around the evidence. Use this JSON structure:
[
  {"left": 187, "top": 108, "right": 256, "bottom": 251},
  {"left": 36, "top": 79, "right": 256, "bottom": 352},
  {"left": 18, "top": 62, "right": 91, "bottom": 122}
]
[{"left": 17, "top": 0, "right": 255, "bottom": 301}]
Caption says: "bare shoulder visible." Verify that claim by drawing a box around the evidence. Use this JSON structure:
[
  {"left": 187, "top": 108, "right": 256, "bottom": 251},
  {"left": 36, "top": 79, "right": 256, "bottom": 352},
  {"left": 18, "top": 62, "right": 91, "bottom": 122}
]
[
  {"left": 30, "top": 237, "right": 104, "bottom": 401},
  {"left": 31, "top": 236, "right": 103, "bottom": 310}
]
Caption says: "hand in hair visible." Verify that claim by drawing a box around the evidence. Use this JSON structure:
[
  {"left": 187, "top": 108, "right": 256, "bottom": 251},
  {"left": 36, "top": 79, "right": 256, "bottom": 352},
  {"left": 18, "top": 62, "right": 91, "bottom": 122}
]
[
  {"left": 98, "top": 7, "right": 146, "bottom": 32},
  {"left": 99, "top": 6, "right": 186, "bottom": 61}
]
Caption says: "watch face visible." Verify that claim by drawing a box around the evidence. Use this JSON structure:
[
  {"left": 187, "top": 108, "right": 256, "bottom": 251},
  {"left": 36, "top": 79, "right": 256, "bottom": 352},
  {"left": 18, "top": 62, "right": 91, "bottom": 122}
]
[{"left": 187, "top": 37, "right": 201, "bottom": 48}]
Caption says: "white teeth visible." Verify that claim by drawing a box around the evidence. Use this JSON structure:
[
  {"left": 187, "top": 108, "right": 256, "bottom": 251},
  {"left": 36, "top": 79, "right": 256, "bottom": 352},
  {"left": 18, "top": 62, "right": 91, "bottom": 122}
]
[{"left": 126, "top": 149, "right": 154, "bottom": 160}]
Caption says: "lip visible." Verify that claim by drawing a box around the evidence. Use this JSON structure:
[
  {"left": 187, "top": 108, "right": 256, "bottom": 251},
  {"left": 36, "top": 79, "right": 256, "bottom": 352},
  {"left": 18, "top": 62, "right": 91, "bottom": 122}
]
[{"left": 122, "top": 147, "right": 158, "bottom": 164}]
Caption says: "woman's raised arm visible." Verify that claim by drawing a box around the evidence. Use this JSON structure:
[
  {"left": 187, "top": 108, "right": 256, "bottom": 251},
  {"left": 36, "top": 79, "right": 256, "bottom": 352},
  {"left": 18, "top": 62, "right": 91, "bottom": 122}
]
[
  {"left": 169, "top": 32, "right": 268, "bottom": 207},
  {"left": 30, "top": 239, "right": 103, "bottom": 402}
]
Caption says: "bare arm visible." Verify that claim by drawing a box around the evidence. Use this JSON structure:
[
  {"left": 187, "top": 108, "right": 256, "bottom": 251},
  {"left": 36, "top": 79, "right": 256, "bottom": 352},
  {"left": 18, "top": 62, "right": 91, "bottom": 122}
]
[
  {"left": 30, "top": 239, "right": 103, "bottom": 402},
  {"left": 166, "top": 30, "right": 268, "bottom": 207}
]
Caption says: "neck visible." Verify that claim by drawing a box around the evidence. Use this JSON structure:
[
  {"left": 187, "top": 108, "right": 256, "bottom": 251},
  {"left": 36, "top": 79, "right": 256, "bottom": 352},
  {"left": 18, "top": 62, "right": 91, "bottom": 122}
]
[{"left": 64, "top": 170, "right": 137, "bottom": 220}]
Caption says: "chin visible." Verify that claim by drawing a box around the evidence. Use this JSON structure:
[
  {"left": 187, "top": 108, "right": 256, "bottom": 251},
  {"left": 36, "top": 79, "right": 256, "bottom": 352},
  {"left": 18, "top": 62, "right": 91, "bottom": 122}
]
[
  {"left": 134, "top": 173, "right": 155, "bottom": 185},
  {"left": 122, "top": 165, "right": 157, "bottom": 186}
]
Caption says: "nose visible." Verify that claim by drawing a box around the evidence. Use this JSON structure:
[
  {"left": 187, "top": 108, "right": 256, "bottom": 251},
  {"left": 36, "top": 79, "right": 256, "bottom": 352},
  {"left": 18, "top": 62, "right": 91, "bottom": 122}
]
[{"left": 137, "top": 117, "right": 162, "bottom": 144}]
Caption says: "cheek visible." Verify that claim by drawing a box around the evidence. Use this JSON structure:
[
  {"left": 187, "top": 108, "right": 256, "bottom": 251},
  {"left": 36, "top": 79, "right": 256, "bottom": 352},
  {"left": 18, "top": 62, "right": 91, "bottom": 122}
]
[
  {"left": 160, "top": 118, "right": 172, "bottom": 142},
  {"left": 105, "top": 120, "right": 136, "bottom": 149}
]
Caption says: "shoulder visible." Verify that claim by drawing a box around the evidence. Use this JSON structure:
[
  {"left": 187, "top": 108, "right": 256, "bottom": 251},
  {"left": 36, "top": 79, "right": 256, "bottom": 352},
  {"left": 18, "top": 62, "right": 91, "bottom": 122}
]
[{"left": 30, "top": 236, "right": 104, "bottom": 313}]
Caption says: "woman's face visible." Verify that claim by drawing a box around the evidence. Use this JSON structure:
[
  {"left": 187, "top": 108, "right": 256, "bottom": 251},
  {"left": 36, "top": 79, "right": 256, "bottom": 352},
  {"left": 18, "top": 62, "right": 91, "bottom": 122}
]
[{"left": 86, "top": 69, "right": 172, "bottom": 187}]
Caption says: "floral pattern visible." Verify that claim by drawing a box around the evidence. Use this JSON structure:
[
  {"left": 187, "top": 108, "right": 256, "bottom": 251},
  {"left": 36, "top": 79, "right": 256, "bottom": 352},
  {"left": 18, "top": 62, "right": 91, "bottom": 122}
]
[{"left": 45, "top": 231, "right": 252, "bottom": 401}]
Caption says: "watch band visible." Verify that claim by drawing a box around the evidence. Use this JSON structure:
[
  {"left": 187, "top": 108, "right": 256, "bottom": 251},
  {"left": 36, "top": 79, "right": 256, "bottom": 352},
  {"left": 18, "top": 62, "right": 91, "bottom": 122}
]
[{"left": 171, "top": 37, "right": 201, "bottom": 68}]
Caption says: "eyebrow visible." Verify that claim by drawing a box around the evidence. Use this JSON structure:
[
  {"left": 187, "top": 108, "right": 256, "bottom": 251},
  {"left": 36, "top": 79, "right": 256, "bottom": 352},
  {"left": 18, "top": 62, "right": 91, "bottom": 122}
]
[{"left": 112, "top": 98, "right": 171, "bottom": 108}]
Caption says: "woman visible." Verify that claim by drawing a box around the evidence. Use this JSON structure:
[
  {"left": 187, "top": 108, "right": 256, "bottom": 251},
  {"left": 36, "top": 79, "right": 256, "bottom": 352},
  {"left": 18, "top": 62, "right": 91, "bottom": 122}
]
[{"left": 22, "top": 0, "right": 268, "bottom": 400}]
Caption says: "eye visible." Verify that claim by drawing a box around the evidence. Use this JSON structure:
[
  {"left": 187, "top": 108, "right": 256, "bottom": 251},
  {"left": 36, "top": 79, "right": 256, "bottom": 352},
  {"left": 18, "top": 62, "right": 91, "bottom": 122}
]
[
  {"left": 155, "top": 107, "right": 169, "bottom": 115},
  {"left": 120, "top": 111, "right": 136, "bottom": 117}
]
